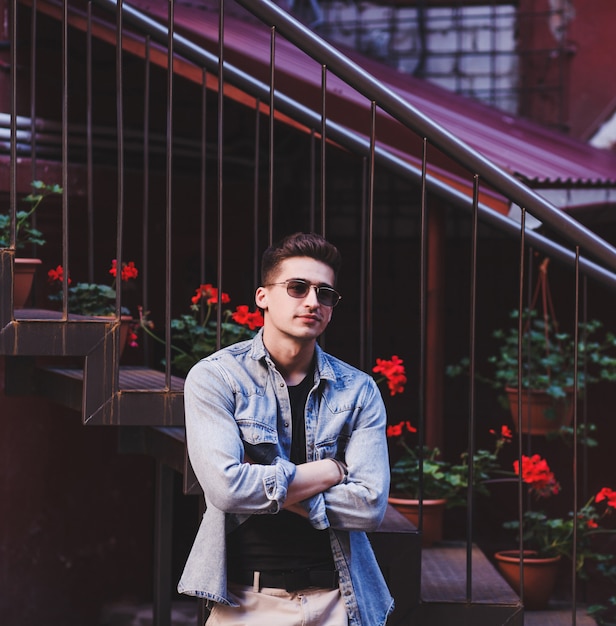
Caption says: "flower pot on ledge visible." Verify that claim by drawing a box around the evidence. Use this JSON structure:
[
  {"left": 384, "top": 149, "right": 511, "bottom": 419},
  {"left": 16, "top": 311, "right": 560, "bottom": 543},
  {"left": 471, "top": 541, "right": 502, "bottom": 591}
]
[
  {"left": 387, "top": 496, "right": 447, "bottom": 547},
  {"left": 494, "top": 549, "right": 561, "bottom": 610},
  {"left": 506, "top": 387, "right": 574, "bottom": 435},
  {"left": 14, "top": 257, "right": 42, "bottom": 308}
]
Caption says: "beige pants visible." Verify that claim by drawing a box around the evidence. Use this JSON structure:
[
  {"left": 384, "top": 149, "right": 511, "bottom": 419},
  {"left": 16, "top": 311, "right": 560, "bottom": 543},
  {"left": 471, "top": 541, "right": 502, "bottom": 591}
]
[{"left": 207, "top": 582, "right": 349, "bottom": 626}]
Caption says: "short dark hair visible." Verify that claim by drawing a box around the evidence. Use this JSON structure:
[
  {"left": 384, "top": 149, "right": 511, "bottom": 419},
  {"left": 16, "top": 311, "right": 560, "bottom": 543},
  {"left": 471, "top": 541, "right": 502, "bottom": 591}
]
[{"left": 261, "top": 232, "right": 342, "bottom": 285}]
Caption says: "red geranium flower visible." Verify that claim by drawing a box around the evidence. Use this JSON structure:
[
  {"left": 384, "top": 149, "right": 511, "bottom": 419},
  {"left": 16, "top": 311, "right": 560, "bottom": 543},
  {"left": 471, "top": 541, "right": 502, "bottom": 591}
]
[
  {"left": 489, "top": 425, "right": 513, "bottom": 439},
  {"left": 109, "top": 259, "right": 139, "bottom": 282},
  {"left": 191, "top": 283, "right": 231, "bottom": 306},
  {"left": 47, "top": 264, "right": 71, "bottom": 285},
  {"left": 386, "top": 420, "right": 417, "bottom": 438},
  {"left": 595, "top": 487, "right": 616, "bottom": 509},
  {"left": 373, "top": 355, "right": 407, "bottom": 396},
  {"left": 514, "top": 454, "right": 561, "bottom": 498},
  {"left": 231, "top": 305, "right": 264, "bottom": 330}
]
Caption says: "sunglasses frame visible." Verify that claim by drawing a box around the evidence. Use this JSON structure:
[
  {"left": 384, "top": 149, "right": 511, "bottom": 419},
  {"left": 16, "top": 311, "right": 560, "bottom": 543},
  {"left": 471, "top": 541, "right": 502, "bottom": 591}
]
[{"left": 264, "top": 279, "right": 342, "bottom": 307}]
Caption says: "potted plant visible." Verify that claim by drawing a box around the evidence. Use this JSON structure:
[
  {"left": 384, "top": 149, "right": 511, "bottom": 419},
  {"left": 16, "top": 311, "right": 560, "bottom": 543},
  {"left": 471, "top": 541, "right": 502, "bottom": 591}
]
[
  {"left": 385, "top": 418, "right": 512, "bottom": 546},
  {"left": 373, "top": 355, "right": 513, "bottom": 545},
  {"left": 496, "top": 453, "right": 616, "bottom": 610},
  {"left": 0, "top": 180, "right": 62, "bottom": 307},
  {"left": 47, "top": 260, "right": 140, "bottom": 354},
  {"left": 448, "top": 257, "right": 616, "bottom": 435},
  {"left": 447, "top": 308, "right": 616, "bottom": 435},
  {"left": 138, "top": 282, "right": 264, "bottom": 377}
]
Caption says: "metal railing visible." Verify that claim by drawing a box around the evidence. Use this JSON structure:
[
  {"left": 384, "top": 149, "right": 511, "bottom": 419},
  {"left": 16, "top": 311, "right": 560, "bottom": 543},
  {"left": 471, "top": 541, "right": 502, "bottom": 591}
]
[{"left": 4, "top": 0, "right": 616, "bottom": 623}]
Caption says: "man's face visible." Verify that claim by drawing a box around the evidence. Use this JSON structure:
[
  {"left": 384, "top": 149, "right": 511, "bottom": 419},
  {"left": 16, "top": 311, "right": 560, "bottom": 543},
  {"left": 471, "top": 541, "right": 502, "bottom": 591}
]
[{"left": 256, "top": 256, "right": 336, "bottom": 344}]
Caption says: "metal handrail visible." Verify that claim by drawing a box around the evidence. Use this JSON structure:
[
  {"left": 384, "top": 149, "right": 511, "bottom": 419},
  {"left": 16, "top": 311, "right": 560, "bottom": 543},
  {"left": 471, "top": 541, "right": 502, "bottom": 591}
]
[
  {"left": 85, "top": 0, "right": 616, "bottom": 290},
  {"left": 228, "top": 0, "right": 616, "bottom": 272}
]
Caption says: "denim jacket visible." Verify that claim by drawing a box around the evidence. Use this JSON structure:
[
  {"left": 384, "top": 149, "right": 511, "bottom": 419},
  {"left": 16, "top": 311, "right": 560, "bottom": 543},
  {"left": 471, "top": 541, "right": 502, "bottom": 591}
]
[{"left": 177, "top": 330, "right": 394, "bottom": 626}]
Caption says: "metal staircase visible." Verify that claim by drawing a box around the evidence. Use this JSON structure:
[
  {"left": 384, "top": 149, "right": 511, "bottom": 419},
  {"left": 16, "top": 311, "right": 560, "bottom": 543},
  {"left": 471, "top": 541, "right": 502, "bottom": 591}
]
[{"left": 3, "top": 0, "right": 616, "bottom": 624}]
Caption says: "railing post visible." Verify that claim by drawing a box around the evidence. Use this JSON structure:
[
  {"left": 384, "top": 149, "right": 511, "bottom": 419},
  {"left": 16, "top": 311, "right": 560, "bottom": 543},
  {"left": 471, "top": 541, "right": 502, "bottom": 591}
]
[{"left": 153, "top": 461, "right": 174, "bottom": 626}]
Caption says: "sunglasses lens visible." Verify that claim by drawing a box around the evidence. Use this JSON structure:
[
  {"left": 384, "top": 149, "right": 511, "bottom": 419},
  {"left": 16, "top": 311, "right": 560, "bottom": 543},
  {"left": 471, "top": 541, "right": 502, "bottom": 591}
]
[
  {"left": 317, "top": 288, "right": 339, "bottom": 307},
  {"left": 286, "top": 280, "right": 310, "bottom": 298},
  {"left": 284, "top": 280, "right": 340, "bottom": 307}
]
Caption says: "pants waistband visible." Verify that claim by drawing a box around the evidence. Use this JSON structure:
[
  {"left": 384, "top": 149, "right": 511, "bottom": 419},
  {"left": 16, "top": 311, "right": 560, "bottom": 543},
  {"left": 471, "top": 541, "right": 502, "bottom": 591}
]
[{"left": 229, "top": 568, "right": 340, "bottom": 592}]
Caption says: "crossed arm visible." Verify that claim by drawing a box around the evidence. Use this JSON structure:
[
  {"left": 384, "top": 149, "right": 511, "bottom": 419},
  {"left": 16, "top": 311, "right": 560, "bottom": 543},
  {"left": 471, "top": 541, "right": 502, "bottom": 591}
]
[{"left": 240, "top": 456, "right": 343, "bottom": 517}]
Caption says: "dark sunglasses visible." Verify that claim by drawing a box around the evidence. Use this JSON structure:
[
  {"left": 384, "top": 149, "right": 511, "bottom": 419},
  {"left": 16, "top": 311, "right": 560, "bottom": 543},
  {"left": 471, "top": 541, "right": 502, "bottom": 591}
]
[{"left": 265, "top": 279, "right": 342, "bottom": 307}]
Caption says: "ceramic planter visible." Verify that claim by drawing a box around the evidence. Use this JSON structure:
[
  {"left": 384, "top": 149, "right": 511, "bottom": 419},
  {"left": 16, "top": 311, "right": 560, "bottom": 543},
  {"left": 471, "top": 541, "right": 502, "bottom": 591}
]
[
  {"left": 387, "top": 496, "right": 447, "bottom": 547},
  {"left": 494, "top": 549, "right": 561, "bottom": 610},
  {"left": 505, "top": 387, "right": 574, "bottom": 435},
  {"left": 14, "top": 257, "right": 42, "bottom": 308}
]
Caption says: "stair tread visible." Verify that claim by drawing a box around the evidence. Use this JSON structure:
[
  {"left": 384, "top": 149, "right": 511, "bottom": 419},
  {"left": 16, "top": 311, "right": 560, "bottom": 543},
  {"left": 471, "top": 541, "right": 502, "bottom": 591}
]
[
  {"left": 421, "top": 543, "right": 519, "bottom": 603},
  {"left": 41, "top": 364, "right": 185, "bottom": 392}
]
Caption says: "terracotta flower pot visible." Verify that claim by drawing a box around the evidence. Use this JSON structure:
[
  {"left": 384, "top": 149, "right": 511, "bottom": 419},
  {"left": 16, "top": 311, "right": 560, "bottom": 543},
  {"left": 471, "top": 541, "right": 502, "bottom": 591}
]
[
  {"left": 14, "top": 257, "right": 42, "bottom": 308},
  {"left": 494, "top": 549, "right": 561, "bottom": 610},
  {"left": 505, "top": 387, "right": 574, "bottom": 435},
  {"left": 387, "top": 496, "right": 447, "bottom": 547}
]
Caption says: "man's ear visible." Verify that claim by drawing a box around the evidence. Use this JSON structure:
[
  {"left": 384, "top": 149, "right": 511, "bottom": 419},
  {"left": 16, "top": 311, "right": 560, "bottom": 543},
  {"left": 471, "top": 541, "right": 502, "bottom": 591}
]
[{"left": 255, "top": 286, "right": 268, "bottom": 310}]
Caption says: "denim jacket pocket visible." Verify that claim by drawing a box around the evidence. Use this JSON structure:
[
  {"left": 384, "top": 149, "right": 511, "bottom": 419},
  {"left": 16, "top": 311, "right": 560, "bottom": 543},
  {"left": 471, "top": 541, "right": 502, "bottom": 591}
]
[
  {"left": 315, "top": 432, "right": 351, "bottom": 461},
  {"left": 236, "top": 419, "right": 279, "bottom": 446}
]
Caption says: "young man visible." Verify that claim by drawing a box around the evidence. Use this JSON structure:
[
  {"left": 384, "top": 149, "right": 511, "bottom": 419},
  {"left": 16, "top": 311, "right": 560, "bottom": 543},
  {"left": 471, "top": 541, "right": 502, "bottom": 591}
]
[{"left": 178, "top": 233, "right": 393, "bottom": 625}]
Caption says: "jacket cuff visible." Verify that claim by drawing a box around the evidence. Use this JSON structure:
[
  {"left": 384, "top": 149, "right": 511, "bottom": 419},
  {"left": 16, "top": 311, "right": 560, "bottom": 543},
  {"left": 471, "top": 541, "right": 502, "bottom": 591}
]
[{"left": 262, "top": 457, "right": 297, "bottom": 512}]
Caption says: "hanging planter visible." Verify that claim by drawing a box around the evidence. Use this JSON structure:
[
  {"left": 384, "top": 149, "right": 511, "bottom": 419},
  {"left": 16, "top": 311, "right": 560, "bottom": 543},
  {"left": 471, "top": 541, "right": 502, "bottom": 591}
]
[
  {"left": 505, "top": 387, "right": 574, "bottom": 435},
  {"left": 494, "top": 550, "right": 561, "bottom": 610},
  {"left": 447, "top": 257, "right": 616, "bottom": 434}
]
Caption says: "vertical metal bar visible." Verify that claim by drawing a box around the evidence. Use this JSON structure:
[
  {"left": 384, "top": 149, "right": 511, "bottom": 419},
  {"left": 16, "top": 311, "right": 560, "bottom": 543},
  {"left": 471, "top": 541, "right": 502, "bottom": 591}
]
[
  {"left": 581, "top": 275, "right": 589, "bottom": 500},
  {"left": 115, "top": 0, "right": 125, "bottom": 375},
  {"left": 253, "top": 100, "right": 260, "bottom": 290},
  {"left": 320, "top": 65, "right": 327, "bottom": 235},
  {"left": 153, "top": 462, "right": 174, "bottom": 626},
  {"left": 9, "top": 0, "right": 17, "bottom": 254},
  {"left": 571, "top": 246, "right": 580, "bottom": 626},
  {"left": 61, "top": 0, "right": 69, "bottom": 320},
  {"left": 164, "top": 0, "right": 175, "bottom": 388},
  {"left": 364, "top": 102, "right": 376, "bottom": 370},
  {"left": 465, "top": 174, "right": 480, "bottom": 601},
  {"left": 200, "top": 68, "right": 207, "bottom": 286},
  {"left": 359, "top": 157, "right": 367, "bottom": 369},
  {"left": 267, "top": 26, "right": 275, "bottom": 246},
  {"left": 417, "top": 137, "right": 428, "bottom": 527},
  {"left": 516, "top": 208, "right": 527, "bottom": 604},
  {"left": 216, "top": 0, "right": 225, "bottom": 346},
  {"left": 86, "top": 2, "right": 94, "bottom": 282},
  {"left": 29, "top": 0, "right": 37, "bottom": 183},
  {"left": 142, "top": 37, "right": 151, "bottom": 363},
  {"left": 524, "top": 247, "right": 534, "bottom": 459},
  {"left": 309, "top": 130, "right": 316, "bottom": 233}
]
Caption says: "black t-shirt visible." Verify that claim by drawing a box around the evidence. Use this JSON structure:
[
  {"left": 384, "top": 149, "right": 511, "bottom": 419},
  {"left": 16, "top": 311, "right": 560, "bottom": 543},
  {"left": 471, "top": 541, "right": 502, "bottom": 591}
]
[{"left": 227, "top": 368, "right": 335, "bottom": 573}]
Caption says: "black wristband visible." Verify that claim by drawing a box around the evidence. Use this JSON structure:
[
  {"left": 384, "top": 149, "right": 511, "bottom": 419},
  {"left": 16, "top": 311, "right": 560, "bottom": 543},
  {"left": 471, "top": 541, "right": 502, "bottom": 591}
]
[{"left": 329, "top": 458, "right": 348, "bottom": 484}]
